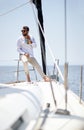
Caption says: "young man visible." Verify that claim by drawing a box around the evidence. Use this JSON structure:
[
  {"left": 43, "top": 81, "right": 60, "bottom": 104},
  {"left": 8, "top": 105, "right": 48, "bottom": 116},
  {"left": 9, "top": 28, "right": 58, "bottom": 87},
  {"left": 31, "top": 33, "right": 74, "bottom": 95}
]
[{"left": 17, "top": 26, "right": 50, "bottom": 82}]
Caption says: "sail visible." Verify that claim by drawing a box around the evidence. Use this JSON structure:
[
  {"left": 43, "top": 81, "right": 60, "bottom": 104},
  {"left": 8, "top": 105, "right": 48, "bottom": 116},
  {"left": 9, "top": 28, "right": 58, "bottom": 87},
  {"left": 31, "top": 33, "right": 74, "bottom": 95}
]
[{"left": 32, "top": 0, "right": 46, "bottom": 74}]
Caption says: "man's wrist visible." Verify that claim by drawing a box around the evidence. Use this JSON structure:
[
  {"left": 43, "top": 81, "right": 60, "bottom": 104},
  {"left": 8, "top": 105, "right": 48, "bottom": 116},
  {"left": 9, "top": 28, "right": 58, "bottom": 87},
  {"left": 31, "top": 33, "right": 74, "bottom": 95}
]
[{"left": 29, "top": 40, "right": 32, "bottom": 44}]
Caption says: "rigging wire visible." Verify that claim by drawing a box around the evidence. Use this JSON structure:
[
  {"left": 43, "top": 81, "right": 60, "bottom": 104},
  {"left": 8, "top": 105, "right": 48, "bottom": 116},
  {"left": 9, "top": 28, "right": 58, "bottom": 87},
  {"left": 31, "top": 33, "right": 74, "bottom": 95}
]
[
  {"left": 0, "top": 1, "right": 31, "bottom": 17},
  {"left": 64, "top": 0, "right": 67, "bottom": 63}
]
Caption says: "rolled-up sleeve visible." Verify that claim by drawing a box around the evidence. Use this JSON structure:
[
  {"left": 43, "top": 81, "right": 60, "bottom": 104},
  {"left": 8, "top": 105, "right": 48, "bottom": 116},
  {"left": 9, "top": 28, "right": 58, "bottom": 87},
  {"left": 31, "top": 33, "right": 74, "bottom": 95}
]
[{"left": 17, "top": 39, "right": 25, "bottom": 54}]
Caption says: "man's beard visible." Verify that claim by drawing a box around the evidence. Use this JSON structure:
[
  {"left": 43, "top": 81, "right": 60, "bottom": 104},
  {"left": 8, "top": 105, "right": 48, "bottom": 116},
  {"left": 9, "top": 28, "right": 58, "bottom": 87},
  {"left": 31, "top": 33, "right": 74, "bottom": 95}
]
[{"left": 23, "top": 33, "right": 27, "bottom": 36}]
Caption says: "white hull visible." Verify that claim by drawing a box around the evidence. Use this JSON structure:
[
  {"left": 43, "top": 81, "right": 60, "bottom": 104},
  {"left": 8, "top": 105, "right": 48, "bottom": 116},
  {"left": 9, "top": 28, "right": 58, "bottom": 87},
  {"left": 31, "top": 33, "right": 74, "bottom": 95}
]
[{"left": 0, "top": 81, "right": 84, "bottom": 130}]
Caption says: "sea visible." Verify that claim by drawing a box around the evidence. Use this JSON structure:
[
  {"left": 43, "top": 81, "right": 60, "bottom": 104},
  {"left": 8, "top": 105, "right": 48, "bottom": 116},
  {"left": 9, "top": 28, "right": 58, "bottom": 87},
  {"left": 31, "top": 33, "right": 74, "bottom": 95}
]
[{"left": 0, "top": 65, "right": 84, "bottom": 101}]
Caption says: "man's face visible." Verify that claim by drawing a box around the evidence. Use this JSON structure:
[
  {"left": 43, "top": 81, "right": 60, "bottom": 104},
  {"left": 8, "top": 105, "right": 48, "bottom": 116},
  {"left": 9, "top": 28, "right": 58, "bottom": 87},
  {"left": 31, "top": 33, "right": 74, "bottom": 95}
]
[{"left": 21, "top": 29, "right": 28, "bottom": 36}]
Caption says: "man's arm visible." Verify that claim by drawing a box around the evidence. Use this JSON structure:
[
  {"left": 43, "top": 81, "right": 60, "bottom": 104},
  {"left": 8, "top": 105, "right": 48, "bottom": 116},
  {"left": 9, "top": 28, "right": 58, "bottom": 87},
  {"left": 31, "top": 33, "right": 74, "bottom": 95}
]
[{"left": 17, "top": 39, "right": 25, "bottom": 54}]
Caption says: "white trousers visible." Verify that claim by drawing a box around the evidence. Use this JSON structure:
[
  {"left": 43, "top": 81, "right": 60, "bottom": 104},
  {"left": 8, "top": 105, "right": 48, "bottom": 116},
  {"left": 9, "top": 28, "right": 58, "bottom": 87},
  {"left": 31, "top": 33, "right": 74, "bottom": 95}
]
[{"left": 21, "top": 55, "right": 45, "bottom": 78}]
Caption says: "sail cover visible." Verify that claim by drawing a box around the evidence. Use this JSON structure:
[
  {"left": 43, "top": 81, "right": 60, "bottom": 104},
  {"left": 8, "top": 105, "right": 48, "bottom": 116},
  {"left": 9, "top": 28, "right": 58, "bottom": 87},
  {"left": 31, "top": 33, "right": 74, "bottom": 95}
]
[{"left": 32, "top": 0, "right": 46, "bottom": 74}]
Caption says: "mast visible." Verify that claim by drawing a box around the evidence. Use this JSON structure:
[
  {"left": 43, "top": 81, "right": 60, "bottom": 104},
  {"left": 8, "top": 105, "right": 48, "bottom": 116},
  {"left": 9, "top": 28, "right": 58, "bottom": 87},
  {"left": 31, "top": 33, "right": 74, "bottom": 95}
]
[{"left": 32, "top": 0, "right": 46, "bottom": 74}]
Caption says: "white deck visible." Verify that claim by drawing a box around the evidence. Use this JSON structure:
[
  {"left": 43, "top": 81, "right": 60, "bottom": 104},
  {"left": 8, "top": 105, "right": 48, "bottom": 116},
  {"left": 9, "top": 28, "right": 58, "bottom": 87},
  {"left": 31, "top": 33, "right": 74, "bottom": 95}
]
[{"left": 0, "top": 81, "right": 84, "bottom": 130}]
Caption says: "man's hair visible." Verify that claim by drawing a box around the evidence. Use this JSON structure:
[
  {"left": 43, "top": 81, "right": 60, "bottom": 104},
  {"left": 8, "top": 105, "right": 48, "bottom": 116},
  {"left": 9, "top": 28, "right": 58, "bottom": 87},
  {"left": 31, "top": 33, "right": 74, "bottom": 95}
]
[{"left": 22, "top": 26, "right": 29, "bottom": 31}]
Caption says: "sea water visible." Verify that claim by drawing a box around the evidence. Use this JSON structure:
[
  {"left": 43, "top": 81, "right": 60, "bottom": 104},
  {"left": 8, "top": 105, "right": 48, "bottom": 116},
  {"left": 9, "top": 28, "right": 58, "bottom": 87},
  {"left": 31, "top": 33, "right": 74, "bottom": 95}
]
[{"left": 0, "top": 65, "right": 84, "bottom": 101}]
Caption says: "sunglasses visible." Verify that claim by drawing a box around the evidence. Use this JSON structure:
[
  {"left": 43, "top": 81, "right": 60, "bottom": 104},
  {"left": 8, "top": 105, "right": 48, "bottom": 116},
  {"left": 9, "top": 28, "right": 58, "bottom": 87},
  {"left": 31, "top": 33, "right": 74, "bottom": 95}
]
[{"left": 21, "top": 30, "right": 27, "bottom": 33}]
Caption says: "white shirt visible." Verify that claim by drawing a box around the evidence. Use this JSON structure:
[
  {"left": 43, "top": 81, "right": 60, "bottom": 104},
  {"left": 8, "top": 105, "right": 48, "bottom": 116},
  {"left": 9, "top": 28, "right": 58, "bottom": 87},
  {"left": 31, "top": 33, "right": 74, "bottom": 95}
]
[{"left": 17, "top": 35, "right": 37, "bottom": 57}]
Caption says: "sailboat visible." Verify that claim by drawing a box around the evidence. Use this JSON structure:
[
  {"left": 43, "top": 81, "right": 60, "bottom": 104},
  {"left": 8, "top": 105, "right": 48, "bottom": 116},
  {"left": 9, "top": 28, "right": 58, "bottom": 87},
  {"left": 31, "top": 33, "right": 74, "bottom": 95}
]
[{"left": 0, "top": 0, "right": 84, "bottom": 130}]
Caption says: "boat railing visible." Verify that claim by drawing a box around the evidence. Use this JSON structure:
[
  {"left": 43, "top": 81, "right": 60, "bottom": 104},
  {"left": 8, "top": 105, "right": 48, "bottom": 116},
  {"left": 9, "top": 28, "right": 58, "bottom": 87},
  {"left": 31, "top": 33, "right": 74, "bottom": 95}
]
[
  {"left": 15, "top": 57, "right": 38, "bottom": 82},
  {"left": 49, "top": 59, "right": 59, "bottom": 81}
]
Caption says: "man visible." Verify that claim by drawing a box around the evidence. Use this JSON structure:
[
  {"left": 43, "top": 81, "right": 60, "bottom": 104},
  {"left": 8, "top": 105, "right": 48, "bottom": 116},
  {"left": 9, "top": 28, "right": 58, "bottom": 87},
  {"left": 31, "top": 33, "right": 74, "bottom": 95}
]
[{"left": 17, "top": 26, "right": 50, "bottom": 82}]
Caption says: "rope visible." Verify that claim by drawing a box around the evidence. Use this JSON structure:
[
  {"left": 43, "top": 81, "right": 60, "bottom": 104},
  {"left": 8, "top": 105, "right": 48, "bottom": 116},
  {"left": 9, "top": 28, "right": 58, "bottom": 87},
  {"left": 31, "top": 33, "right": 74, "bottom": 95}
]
[{"left": 30, "top": 2, "right": 64, "bottom": 81}]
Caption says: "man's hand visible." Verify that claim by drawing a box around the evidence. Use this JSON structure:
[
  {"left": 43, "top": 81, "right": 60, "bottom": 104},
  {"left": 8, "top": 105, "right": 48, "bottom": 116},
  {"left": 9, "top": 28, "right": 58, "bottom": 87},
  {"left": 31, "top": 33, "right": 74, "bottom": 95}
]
[
  {"left": 24, "top": 53, "right": 29, "bottom": 58},
  {"left": 28, "top": 40, "right": 32, "bottom": 44}
]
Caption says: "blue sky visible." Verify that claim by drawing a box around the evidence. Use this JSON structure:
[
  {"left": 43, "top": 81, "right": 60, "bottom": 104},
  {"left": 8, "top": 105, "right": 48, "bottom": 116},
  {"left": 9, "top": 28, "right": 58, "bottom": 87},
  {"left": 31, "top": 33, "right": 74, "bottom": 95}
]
[{"left": 0, "top": 0, "right": 84, "bottom": 66}]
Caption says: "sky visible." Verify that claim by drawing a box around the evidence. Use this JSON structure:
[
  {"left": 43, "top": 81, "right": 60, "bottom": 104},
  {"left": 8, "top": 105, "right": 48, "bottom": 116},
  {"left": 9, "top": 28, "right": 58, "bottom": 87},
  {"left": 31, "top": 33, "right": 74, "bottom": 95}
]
[{"left": 0, "top": 0, "right": 84, "bottom": 66}]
